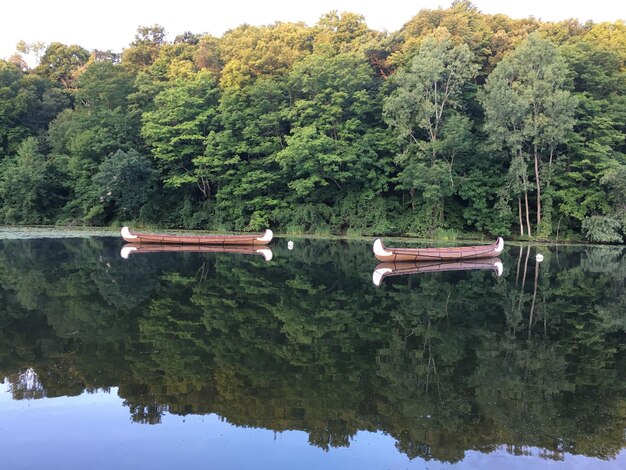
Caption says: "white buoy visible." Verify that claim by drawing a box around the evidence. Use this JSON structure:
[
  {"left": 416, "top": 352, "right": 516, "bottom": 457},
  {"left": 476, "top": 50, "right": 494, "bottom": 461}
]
[
  {"left": 536, "top": 254, "right": 544, "bottom": 262},
  {"left": 287, "top": 240, "right": 294, "bottom": 250}
]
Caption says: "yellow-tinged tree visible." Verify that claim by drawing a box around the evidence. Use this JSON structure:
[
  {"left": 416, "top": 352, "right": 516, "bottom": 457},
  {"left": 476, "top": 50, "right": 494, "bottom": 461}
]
[
  {"left": 312, "top": 11, "right": 381, "bottom": 54},
  {"left": 483, "top": 15, "right": 540, "bottom": 71},
  {"left": 219, "top": 22, "right": 313, "bottom": 89},
  {"left": 122, "top": 25, "right": 167, "bottom": 72},
  {"left": 193, "top": 35, "right": 223, "bottom": 76},
  {"left": 394, "top": 1, "right": 491, "bottom": 66},
  {"left": 538, "top": 19, "right": 590, "bottom": 45},
  {"left": 585, "top": 21, "right": 626, "bottom": 66}
]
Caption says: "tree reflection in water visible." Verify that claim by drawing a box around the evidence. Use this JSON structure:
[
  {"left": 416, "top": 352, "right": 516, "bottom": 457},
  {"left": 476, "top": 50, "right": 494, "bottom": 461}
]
[{"left": 0, "top": 237, "right": 623, "bottom": 463}]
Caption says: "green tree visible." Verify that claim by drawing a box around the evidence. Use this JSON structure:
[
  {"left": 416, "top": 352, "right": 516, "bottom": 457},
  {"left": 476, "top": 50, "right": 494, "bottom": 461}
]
[
  {"left": 276, "top": 52, "right": 389, "bottom": 230},
  {"left": 0, "top": 62, "right": 28, "bottom": 156},
  {"left": 15, "top": 40, "right": 47, "bottom": 66},
  {"left": 582, "top": 165, "right": 626, "bottom": 243},
  {"left": 48, "top": 61, "right": 140, "bottom": 164},
  {"left": 85, "top": 149, "right": 157, "bottom": 223},
  {"left": 482, "top": 33, "right": 577, "bottom": 237},
  {"left": 0, "top": 137, "right": 54, "bottom": 223},
  {"left": 384, "top": 31, "right": 478, "bottom": 233},
  {"left": 74, "top": 61, "right": 135, "bottom": 110},
  {"left": 555, "top": 39, "right": 626, "bottom": 240},
  {"left": 202, "top": 77, "right": 290, "bottom": 230},
  {"left": 141, "top": 69, "right": 219, "bottom": 201},
  {"left": 0, "top": 61, "right": 69, "bottom": 157},
  {"left": 35, "top": 42, "right": 90, "bottom": 89},
  {"left": 46, "top": 60, "right": 141, "bottom": 223}
]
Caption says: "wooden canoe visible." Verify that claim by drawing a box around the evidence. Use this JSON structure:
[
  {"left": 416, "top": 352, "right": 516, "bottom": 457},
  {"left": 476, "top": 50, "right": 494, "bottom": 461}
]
[
  {"left": 120, "top": 243, "right": 273, "bottom": 261},
  {"left": 372, "top": 258, "right": 503, "bottom": 287},
  {"left": 121, "top": 227, "right": 273, "bottom": 245},
  {"left": 373, "top": 237, "right": 504, "bottom": 262}
]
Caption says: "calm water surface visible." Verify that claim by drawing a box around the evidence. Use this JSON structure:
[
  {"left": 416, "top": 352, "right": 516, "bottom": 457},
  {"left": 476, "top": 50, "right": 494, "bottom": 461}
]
[{"left": 0, "top": 235, "right": 624, "bottom": 469}]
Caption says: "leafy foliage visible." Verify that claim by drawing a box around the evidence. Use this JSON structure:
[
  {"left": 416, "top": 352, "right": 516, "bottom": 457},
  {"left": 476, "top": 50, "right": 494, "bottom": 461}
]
[
  {"left": 384, "top": 32, "right": 478, "bottom": 233},
  {"left": 0, "top": 138, "right": 57, "bottom": 223},
  {"left": 0, "top": 6, "right": 624, "bottom": 242},
  {"left": 87, "top": 149, "right": 157, "bottom": 223},
  {"left": 582, "top": 215, "right": 623, "bottom": 243},
  {"left": 482, "top": 33, "right": 578, "bottom": 237}
]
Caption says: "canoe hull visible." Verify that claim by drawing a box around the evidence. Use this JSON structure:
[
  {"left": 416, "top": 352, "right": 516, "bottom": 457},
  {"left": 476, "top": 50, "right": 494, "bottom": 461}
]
[
  {"left": 121, "top": 227, "right": 273, "bottom": 245},
  {"left": 373, "top": 237, "right": 504, "bottom": 262}
]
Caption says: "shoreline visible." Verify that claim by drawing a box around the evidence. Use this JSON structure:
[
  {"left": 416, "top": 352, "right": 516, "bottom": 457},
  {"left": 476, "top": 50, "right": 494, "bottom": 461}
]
[{"left": 0, "top": 224, "right": 619, "bottom": 247}]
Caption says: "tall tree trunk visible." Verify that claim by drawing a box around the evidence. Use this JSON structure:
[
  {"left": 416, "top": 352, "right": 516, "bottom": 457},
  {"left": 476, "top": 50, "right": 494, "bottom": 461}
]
[
  {"left": 524, "top": 190, "right": 532, "bottom": 237},
  {"left": 518, "top": 197, "right": 524, "bottom": 237},
  {"left": 534, "top": 147, "right": 541, "bottom": 227}
]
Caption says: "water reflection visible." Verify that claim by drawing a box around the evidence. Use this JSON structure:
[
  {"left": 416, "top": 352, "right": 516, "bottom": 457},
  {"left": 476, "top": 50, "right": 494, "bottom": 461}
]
[
  {"left": 372, "top": 258, "right": 503, "bottom": 286},
  {"left": 120, "top": 243, "right": 273, "bottom": 261},
  {"left": 0, "top": 237, "right": 624, "bottom": 464}
]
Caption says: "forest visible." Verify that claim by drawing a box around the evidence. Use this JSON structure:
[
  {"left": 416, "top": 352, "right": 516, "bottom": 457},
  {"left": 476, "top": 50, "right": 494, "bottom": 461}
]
[{"left": 1, "top": 1, "right": 625, "bottom": 242}]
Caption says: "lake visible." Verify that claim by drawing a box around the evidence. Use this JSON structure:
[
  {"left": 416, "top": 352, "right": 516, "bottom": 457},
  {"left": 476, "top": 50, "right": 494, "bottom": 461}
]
[{"left": 0, "top": 233, "right": 624, "bottom": 469}]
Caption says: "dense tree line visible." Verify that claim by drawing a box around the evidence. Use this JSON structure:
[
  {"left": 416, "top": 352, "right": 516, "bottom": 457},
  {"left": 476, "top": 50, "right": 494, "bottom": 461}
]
[
  {"left": 0, "top": 237, "right": 624, "bottom": 461},
  {"left": 1, "top": 1, "right": 625, "bottom": 241}
]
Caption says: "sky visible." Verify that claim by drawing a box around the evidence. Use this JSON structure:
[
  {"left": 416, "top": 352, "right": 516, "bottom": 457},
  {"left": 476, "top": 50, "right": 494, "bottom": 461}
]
[{"left": 1, "top": 0, "right": 625, "bottom": 62}]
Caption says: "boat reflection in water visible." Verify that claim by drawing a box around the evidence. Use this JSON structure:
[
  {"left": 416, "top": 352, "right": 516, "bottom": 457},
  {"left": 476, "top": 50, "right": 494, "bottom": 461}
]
[
  {"left": 120, "top": 244, "right": 273, "bottom": 261},
  {"left": 372, "top": 258, "right": 503, "bottom": 287}
]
